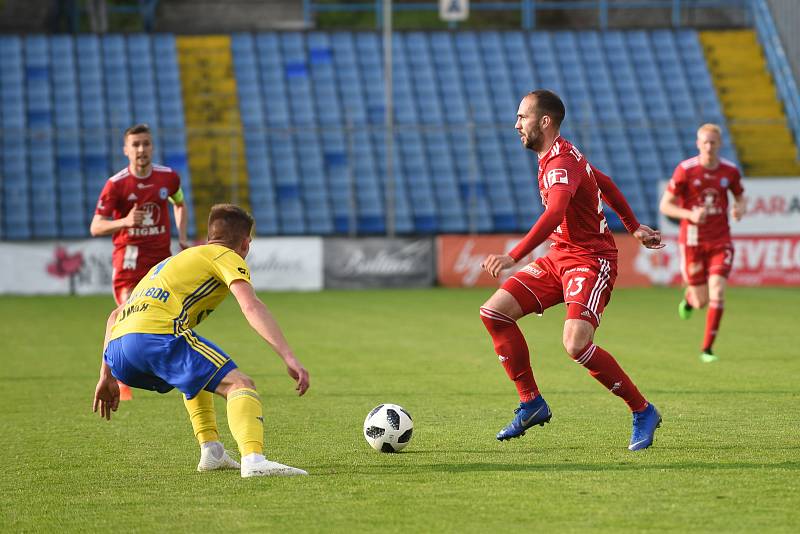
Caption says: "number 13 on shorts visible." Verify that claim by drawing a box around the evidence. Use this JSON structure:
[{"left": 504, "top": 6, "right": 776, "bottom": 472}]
[{"left": 565, "top": 276, "right": 586, "bottom": 297}]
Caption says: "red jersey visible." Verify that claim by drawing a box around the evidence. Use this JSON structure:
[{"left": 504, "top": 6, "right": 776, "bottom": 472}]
[
  {"left": 667, "top": 156, "right": 743, "bottom": 246},
  {"left": 537, "top": 136, "right": 617, "bottom": 259},
  {"left": 95, "top": 164, "right": 181, "bottom": 260}
]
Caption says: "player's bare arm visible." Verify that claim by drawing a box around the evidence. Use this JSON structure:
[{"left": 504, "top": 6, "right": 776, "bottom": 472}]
[
  {"left": 659, "top": 190, "right": 707, "bottom": 224},
  {"left": 229, "top": 279, "right": 310, "bottom": 396},
  {"left": 92, "top": 303, "right": 125, "bottom": 419},
  {"left": 482, "top": 188, "right": 571, "bottom": 278},
  {"left": 89, "top": 203, "right": 145, "bottom": 236},
  {"left": 172, "top": 202, "right": 190, "bottom": 249},
  {"left": 730, "top": 194, "right": 746, "bottom": 221}
]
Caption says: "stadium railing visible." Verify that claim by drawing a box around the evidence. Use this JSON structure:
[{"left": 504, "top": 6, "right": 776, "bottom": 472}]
[
  {"left": 303, "top": 0, "right": 750, "bottom": 30},
  {"left": 752, "top": 0, "right": 800, "bottom": 157}
]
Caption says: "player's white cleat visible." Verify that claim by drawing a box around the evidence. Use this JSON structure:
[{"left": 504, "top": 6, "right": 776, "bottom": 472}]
[
  {"left": 240, "top": 454, "right": 308, "bottom": 478},
  {"left": 197, "top": 441, "right": 240, "bottom": 472}
]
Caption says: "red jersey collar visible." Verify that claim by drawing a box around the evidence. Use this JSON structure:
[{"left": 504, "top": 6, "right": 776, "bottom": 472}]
[
  {"left": 128, "top": 165, "right": 153, "bottom": 179},
  {"left": 538, "top": 135, "right": 563, "bottom": 161}
]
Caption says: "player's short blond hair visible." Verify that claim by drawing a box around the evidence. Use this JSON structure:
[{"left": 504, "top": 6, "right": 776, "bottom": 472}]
[{"left": 697, "top": 123, "right": 722, "bottom": 138}]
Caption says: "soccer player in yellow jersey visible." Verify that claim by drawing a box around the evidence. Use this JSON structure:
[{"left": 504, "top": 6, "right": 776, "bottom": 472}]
[{"left": 92, "top": 204, "right": 310, "bottom": 477}]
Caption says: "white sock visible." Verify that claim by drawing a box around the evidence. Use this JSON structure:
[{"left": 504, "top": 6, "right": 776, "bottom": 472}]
[
  {"left": 201, "top": 441, "right": 224, "bottom": 460},
  {"left": 242, "top": 452, "right": 266, "bottom": 465}
]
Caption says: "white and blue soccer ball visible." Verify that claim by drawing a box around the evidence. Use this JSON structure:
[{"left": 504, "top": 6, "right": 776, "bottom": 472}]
[{"left": 363, "top": 403, "right": 414, "bottom": 453}]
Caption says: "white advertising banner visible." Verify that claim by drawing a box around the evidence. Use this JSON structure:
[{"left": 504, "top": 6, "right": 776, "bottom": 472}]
[
  {"left": 659, "top": 177, "right": 800, "bottom": 236},
  {"left": 246, "top": 237, "right": 323, "bottom": 291},
  {"left": 0, "top": 239, "right": 115, "bottom": 295},
  {"left": 0, "top": 237, "right": 323, "bottom": 295}
]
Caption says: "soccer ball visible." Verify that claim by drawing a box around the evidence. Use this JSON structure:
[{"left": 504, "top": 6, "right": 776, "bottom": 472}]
[{"left": 363, "top": 403, "right": 414, "bottom": 453}]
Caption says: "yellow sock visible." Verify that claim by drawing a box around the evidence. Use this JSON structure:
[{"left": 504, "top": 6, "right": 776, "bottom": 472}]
[
  {"left": 226, "top": 388, "right": 264, "bottom": 457},
  {"left": 183, "top": 390, "right": 219, "bottom": 444}
]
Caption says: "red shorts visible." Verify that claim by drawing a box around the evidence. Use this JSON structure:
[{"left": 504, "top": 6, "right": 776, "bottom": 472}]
[
  {"left": 679, "top": 241, "right": 734, "bottom": 286},
  {"left": 112, "top": 245, "right": 170, "bottom": 304},
  {"left": 501, "top": 249, "right": 618, "bottom": 328}
]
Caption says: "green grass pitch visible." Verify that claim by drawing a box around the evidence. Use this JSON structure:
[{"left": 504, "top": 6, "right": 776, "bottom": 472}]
[{"left": 1, "top": 287, "right": 798, "bottom": 532}]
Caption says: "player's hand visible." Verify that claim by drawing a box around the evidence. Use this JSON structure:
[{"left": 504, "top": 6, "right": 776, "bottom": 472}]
[
  {"left": 123, "top": 203, "right": 145, "bottom": 227},
  {"left": 92, "top": 377, "right": 120, "bottom": 421},
  {"left": 284, "top": 356, "right": 310, "bottom": 396},
  {"left": 633, "top": 224, "right": 666, "bottom": 249},
  {"left": 481, "top": 254, "right": 516, "bottom": 278},
  {"left": 730, "top": 204, "right": 745, "bottom": 222},
  {"left": 179, "top": 239, "right": 191, "bottom": 250},
  {"left": 689, "top": 206, "right": 707, "bottom": 225}
]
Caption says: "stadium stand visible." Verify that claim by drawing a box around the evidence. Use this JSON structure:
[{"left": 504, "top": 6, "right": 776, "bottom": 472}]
[{"left": 1, "top": 29, "right": 752, "bottom": 239}]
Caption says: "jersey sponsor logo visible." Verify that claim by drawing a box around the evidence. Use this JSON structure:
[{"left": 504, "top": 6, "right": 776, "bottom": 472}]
[
  {"left": 159, "top": 187, "right": 169, "bottom": 200},
  {"left": 137, "top": 182, "right": 153, "bottom": 189},
  {"left": 118, "top": 302, "right": 149, "bottom": 321},
  {"left": 128, "top": 226, "right": 167, "bottom": 237},
  {"left": 545, "top": 168, "right": 569, "bottom": 188},
  {"left": 700, "top": 188, "right": 722, "bottom": 215},
  {"left": 237, "top": 267, "right": 250, "bottom": 278},
  {"left": 520, "top": 264, "right": 544, "bottom": 277},
  {"left": 127, "top": 202, "right": 167, "bottom": 237},
  {"left": 141, "top": 203, "right": 161, "bottom": 226},
  {"left": 566, "top": 267, "right": 590, "bottom": 273}
]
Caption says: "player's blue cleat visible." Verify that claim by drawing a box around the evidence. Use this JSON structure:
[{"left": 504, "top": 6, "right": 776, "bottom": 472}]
[
  {"left": 496, "top": 396, "right": 552, "bottom": 441},
  {"left": 628, "top": 403, "right": 662, "bottom": 451}
]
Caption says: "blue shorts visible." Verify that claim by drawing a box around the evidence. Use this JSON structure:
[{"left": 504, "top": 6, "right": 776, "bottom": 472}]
[{"left": 104, "top": 331, "right": 238, "bottom": 399}]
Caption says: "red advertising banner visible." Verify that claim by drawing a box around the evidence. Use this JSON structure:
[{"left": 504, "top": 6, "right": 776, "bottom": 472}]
[
  {"left": 616, "top": 234, "right": 800, "bottom": 287},
  {"left": 436, "top": 235, "right": 546, "bottom": 287},
  {"left": 437, "top": 234, "right": 800, "bottom": 288}
]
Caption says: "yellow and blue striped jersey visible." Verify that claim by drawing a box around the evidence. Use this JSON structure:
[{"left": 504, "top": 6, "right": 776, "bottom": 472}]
[{"left": 110, "top": 244, "right": 251, "bottom": 339}]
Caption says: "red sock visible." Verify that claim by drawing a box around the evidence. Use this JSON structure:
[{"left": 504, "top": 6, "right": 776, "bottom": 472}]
[
  {"left": 702, "top": 300, "right": 724, "bottom": 352},
  {"left": 480, "top": 307, "right": 539, "bottom": 402},
  {"left": 571, "top": 343, "right": 647, "bottom": 412}
]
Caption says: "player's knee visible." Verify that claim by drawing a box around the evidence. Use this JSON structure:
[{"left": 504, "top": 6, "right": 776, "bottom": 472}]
[
  {"left": 562, "top": 332, "right": 591, "bottom": 358},
  {"left": 229, "top": 373, "right": 256, "bottom": 392},
  {"left": 479, "top": 306, "right": 515, "bottom": 331},
  {"left": 238, "top": 375, "right": 256, "bottom": 391},
  {"left": 708, "top": 285, "right": 725, "bottom": 301}
]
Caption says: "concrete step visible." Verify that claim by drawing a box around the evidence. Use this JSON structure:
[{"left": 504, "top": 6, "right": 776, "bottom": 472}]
[{"left": 156, "top": 0, "right": 305, "bottom": 32}]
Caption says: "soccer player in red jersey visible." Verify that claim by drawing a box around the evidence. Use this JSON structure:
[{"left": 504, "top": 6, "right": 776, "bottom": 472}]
[
  {"left": 480, "top": 90, "right": 665, "bottom": 450},
  {"left": 90, "top": 124, "right": 190, "bottom": 399},
  {"left": 659, "top": 124, "right": 745, "bottom": 363}
]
